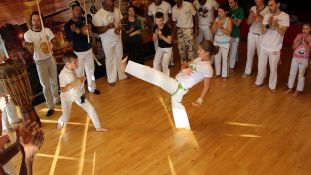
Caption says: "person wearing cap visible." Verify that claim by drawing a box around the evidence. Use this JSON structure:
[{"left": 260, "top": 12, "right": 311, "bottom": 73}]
[
  {"left": 93, "top": 0, "right": 127, "bottom": 86},
  {"left": 64, "top": 0, "right": 100, "bottom": 95}
]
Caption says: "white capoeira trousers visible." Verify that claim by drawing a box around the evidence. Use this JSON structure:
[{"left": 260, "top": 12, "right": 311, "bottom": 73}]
[
  {"left": 1, "top": 100, "right": 19, "bottom": 130},
  {"left": 153, "top": 47, "right": 172, "bottom": 76},
  {"left": 287, "top": 58, "right": 309, "bottom": 91},
  {"left": 255, "top": 48, "right": 280, "bottom": 90},
  {"left": 125, "top": 61, "right": 190, "bottom": 129},
  {"left": 196, "top": 25, "right": 213, "bottom": 43},
  {"left": 58, "top": 98, "right": 101, "bottom": 129},
  {"left": 244, "top": 32, "right": 262, "bottom": 75},
  {"left": 154, "top": 40, "right": 174, "bottom": 65},
  {"left": 75, "top": 49, "right": 96, "bottom": 92},
  {"left": 229, "top": 37, "right": 240, "bottom": 69},
  {"left": 215, "top": 47, "right": 230, "bottom": 77},
  {"left": 102, "top": 39, "right": 127, "bottom": 83}
]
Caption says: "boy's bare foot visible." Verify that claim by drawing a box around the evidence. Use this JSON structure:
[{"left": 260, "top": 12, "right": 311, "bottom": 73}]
[
  {"left": 96, "top": 128, "right": 109, "bottom": 132},
  {"left": 120, "top": 56, "right": 128, "bottom": 73},
  {"left": 284, "top": 88, "right": 292, "bottom": 94},
  {"left": 293, "top": 91, "right": 301, "bottom": 97}
]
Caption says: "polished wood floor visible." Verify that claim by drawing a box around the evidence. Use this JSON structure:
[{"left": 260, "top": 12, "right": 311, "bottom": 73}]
[{"left": 6, "top": 41, "right": 311, "bottom": 175}]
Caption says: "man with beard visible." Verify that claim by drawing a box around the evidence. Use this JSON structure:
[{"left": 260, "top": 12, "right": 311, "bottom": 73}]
[{"left": 64, "top": 1, "right": 101, "bottom": 94}]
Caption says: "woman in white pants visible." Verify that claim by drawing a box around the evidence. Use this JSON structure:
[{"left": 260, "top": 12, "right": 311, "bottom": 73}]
[
  {"left": 211, "top": 4, "right": 232, "bottom": 79},
  {"left": 285, "top": 23, "right": 311, "bottom": 96},
  {"left": 122, "top": 40, "right": 218, "bottom": 129}
]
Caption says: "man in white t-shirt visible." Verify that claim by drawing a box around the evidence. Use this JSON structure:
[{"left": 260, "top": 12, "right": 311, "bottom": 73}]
[
  {"left": 254, "top": 0, "right": 289, "bottom": 92},
  {"left": 148, "top": 0, "right": 172, "bottom": 26},
  {"left": 193, "top": 0, "right": 218, "bottom": 42},
  {"left": 23, "top": 11, "right": 60, "bottom": 117},
  {"left": 172, "top": 0, "right": 197, "bottom": 63},
  {"left": 93, "top": 0, "right": 127, "bottom": 85},
  {"left": 242, "top": 0, "right": 269, "bottom": 77}
]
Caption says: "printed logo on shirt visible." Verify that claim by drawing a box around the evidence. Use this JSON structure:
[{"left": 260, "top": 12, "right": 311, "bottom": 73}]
[
  {"left": 198, "top": 6, "right": 208, "bottom": 18},
  {"left": 189, "top": 62, "right": 197, "bottom": 72},
  {"left": 107, "top": 15, "right": 115, "bottom": 23},
  {"left": 297, "top": 48, "right": 305, "bottom": 56}
]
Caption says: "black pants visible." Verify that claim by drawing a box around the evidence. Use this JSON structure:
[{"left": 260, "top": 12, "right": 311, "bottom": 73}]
[{"left": 125, "top": 38, "right": 144, "bottom": 65}]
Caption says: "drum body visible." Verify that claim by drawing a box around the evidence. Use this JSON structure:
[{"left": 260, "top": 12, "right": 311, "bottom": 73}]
[{"left": 0, "top": 60, "right": 41, "bottom": 126}]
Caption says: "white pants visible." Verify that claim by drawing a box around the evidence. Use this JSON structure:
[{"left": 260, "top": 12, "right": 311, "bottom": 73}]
[
  {"left": 154, "top": 39, "right": 174, "bottom": 64},
  {"left": 196, "top": 25, "right": 213, "bottom": 43},
  {"left": 215, "top": 46, "right": 230, "bottom": 77},
  {"left": 75, "top": 49, "right": 96, "bottom": 92},
  {"left": 35, "top": 58, "right": 60, "bottom": 110},
  {"left": 287, "top": 58, "right": 309, "bottom": 91},
  {"left": 255, "top": 48, "right": 280, "bottom": 90},
  {"left": 102, "top": 39, "right": 127, "bottom": 83},
  {"left": 125, "top": 61, "right": 190, "bottom": 129},
  {"left": 153, "top": 47, "right": 172, "bottom": 76},
  {"left": 229, "top": 37, "right": 240, "bottom": 69},
  {"left": 245, "top": 32, "right": 262, "bottom": 75},
  {"left": 58, "top": 97, "right": 101, "bottom": 129},
  {"left": 2, "top": 160, "right": 16, "bottom": 175},
  {"left": 1, "top": 101, "right": 19, "bottom": 130}
]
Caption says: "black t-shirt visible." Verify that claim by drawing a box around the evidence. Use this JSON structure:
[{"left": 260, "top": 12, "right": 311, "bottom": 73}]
[
  {"left": 153, "top": 24, "right": 172, "bottom": 48},
  {"left": 64, "top": 18, "right": 97, "bottom": 52}
]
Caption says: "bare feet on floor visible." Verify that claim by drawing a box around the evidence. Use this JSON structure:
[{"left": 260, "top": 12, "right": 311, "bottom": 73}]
[
  {"left": 96, "top": 128, "right": 109, "bottom": 132},
  {"left": 284, "top": 88, "right": 292, "bottom": 94}
]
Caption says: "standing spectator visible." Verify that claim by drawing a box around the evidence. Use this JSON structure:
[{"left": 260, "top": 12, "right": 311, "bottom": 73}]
[
  {"left": 23, "top": 12, "right": 60, "bottom": 117},
  {"left": 172, "top": 0, "right": 197, "bottom": 64},
  {"left": 228, "top": 0, "right": 244, "bottom": 71},
  {"left": 254, "top": 0, "right": 290, "bottom": 92},
  {"left": 153, "top": 12, "right": 173, "bottom": 76},
  {"left": 64, "top": 1, "right": 101, "bottom": 95},
  {"left": 285, "top": 23, "right": 311, "bottom": 96},
  {"left": 123, "top": 6, "right": 144, "bottom": 65},
  {"left": 193, "top": 0, "right": 219, "bottom": 42},
  {"left": 211, "top": 4, "right": 232, "bottom": 79},
  {"left": 147, "top": 0, "right": 174, "bottom": 66},
  {"left": 93, "top": 0, "right": 127, "bottom": 86},
  {"left": 242, "top": 0, "right": 269, "bottom": 77}
]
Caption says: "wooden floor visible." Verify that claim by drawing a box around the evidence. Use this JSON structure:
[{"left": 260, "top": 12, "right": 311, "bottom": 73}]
[{"left": 6, "top": 41, "right": 311, "bottom": 175}]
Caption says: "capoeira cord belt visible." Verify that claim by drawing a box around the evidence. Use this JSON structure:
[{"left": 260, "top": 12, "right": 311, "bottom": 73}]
[{"left": 165, "top": 82, "right": 187, "bottom": 111}]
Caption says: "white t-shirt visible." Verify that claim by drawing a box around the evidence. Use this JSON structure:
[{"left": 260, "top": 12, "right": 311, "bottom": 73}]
[
  {"left": 172, "top": 1, "right": 196, "bottom": 28},
  {"left": 176, "top": 58, "right": 213, "bottom": 89},
  {"left": 93, "top": 8, "right": 123, "bottom": 43},
  {"left": 249, "top": 5, "right": 269, "bottom": 34},
  {"left": 148, "top": 1, "right": 172, "bottom": 23},
  {"left": 261, "top": 11, "right": 290, "bottom": 52},
  {"left": 24, "top": 28, "right": 55, "bottom": 62},
  {"left": 193, "top": 0, "right": 218, "bottom": 27},
  {"left": 59, "top": 67, "right": 82, "bottom": 102}
]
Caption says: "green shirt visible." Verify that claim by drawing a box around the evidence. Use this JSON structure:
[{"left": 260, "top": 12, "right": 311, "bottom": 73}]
[{"left": 229, "top": 6, "right": 244, "bottom": 38}]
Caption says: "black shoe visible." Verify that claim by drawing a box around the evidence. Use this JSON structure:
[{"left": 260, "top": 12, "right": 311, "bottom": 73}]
[
  {"left": 92, "top": 89, "right": 100, "bottom": 95},
  {"left": 46, "top": 109, "right": 54, "bottom": 118},
  {"left": 80, "top": 94, "right": 86, "bottom": 104}
]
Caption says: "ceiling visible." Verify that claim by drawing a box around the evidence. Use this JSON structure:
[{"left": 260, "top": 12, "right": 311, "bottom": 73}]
[{"left": 0, "top": 0, "right": 71, "bottom": 26}]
